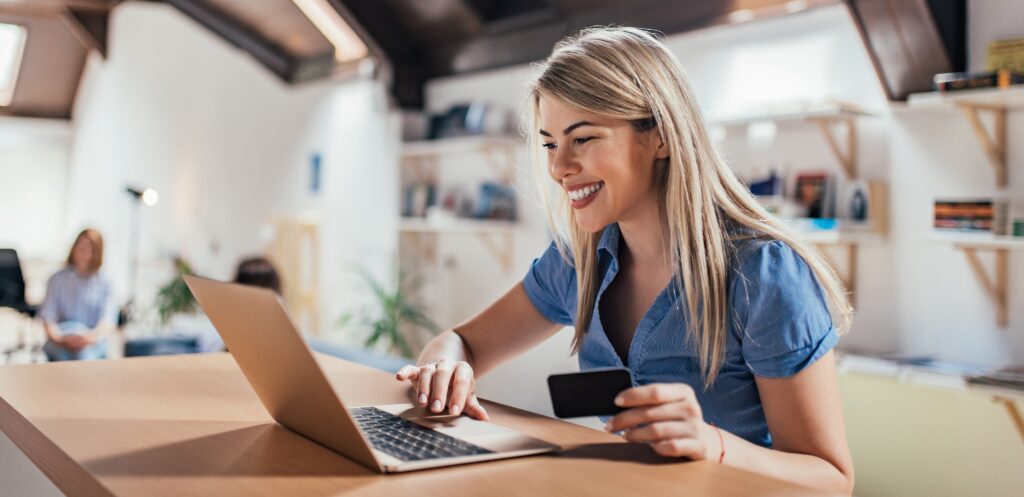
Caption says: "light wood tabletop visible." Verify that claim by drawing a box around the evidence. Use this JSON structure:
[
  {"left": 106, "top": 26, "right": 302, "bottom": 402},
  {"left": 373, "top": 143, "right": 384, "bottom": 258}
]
[{"left": 0, "top": 353, "right": 838, "bottom": 497}]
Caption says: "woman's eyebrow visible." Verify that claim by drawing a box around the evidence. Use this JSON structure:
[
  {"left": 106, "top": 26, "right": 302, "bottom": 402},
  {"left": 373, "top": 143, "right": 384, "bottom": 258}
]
[{"left": 539, "top": 121, "right": 597, "bottom": 137}]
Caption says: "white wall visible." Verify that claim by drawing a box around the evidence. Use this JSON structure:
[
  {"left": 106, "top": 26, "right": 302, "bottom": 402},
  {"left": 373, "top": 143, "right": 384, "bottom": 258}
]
[
  {"left": 422, "top": 0, "right": 1024, "bottom": 418},
  {"left": 30, "top": 2, "right": 397, "bottom": 339}
]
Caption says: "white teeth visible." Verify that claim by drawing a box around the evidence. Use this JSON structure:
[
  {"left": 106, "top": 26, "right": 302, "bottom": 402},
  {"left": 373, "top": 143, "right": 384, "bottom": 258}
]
[{"left": 569, "top": 182, "right": 603, "bottom": 201}]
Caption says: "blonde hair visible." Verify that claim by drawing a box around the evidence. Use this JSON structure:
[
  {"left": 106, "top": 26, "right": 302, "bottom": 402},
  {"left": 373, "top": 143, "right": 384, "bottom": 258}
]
[{"left": 525, "top": 27, "right": 851, "bottom": 387}]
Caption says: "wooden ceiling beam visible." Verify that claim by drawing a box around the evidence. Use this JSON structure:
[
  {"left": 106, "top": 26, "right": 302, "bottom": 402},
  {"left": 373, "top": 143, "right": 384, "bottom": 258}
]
[{"left": 160, "top": 0, "right": 299, "bottom": 82}]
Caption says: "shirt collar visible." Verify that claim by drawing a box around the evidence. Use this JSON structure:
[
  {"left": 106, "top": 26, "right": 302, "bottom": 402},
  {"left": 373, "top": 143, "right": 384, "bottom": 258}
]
[{"left": 597, "top": 223, "right": 621, "bottom": 260}]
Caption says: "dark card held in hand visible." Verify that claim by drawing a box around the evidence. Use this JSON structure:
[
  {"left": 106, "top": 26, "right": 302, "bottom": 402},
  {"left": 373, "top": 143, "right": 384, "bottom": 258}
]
[{"left": 547, "top": 367, "right": 634, "bottom": 418}]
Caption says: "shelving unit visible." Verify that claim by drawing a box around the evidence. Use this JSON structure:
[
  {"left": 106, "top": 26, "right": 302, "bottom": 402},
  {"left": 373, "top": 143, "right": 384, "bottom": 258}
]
[
  {"left": 399, "top": 135, "right": 522, "bottom": 272},
  {"left": 710, "top": 102, "right": 876, "bottom": 179},
  {"left": 907, "top": 86, "right": 1024, "bottom": 187},
  {"left": 930, "top": 232, "right": 1024, "bottom": 327},
  {"left": 400, "top": 135, "right": 520, "bottom": 182}
]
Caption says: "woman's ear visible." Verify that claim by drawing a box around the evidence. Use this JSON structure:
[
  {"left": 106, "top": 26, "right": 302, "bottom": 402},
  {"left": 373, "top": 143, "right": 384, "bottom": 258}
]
[{"left": 652, "top": 126, "right": 670, "bottom": 160}]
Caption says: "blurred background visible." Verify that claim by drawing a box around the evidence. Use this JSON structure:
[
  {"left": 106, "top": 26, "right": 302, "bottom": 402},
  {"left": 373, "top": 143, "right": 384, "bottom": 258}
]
[{"left": 1, "top": 1, "right": 1023, "bottom": 495}]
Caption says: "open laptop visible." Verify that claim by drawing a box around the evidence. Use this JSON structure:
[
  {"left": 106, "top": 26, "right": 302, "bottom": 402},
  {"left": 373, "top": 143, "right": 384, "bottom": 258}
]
[{"left": 183, "top": 275, "right": 559, "bottom": 473}]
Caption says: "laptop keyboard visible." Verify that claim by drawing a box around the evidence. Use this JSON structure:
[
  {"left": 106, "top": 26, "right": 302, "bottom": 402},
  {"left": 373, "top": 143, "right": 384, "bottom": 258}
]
[{"left": 349, "top": 406, "right": 493, "bottom": 462}]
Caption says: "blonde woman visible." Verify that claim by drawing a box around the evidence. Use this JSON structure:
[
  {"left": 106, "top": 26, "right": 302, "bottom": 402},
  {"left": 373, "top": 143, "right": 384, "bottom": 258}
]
[{"left": 395, "top": 27, "right": 854, "bottom": 494}]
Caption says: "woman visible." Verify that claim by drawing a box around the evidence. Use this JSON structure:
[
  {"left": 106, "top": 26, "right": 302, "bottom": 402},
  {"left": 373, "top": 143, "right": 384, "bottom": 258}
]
[
  {"left": 39, "top": 229, "right": 117, "bottom": 361},
  {"left": 395, "top": 27, "right": 854, "bottom": 494}
]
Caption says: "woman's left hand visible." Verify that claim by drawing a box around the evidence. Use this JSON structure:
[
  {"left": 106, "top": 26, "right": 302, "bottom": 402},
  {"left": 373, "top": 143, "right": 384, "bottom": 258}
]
[{"left": 604, "top": 383, "right": 719, "bottom": 459}]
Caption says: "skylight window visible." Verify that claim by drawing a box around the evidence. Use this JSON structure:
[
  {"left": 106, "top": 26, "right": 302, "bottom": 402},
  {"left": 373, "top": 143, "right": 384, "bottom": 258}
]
[{"left": 0, "top": 23, "right": 27, "bottom": 107}]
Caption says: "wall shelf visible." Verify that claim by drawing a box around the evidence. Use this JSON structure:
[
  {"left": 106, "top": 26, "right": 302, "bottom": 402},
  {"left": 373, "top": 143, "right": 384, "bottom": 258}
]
[
  {"left": 401, "top": 135, "right": 520, "bottom": 181},
  {"left": 931, "top": 232, "right": 1024, "bottom": 327},
  {"left": 710, "top": 102, "right": 876, "bottom": 179},
  {"left": 907, "top": 86, "right": 1024, "bottom": 188},
  {"left": 399, "top": 218, "right": 517, "bottom": 272}
]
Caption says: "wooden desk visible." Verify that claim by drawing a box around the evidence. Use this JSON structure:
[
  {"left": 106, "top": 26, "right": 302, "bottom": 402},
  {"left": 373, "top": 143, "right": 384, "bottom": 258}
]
[{"left": 0, "top": 353, "right": 836, "bottom": 496}]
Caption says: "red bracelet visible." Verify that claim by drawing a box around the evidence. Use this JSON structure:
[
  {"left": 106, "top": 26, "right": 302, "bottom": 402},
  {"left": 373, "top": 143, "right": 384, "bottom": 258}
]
[{"left": 710, "top": 423, "right": 725, "bottom": 463}]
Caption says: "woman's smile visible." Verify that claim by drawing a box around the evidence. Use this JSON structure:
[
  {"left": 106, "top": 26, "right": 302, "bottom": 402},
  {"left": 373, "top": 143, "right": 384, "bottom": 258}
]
[{"left": 566, "top": 181, "right": 605, "bottom": 209}]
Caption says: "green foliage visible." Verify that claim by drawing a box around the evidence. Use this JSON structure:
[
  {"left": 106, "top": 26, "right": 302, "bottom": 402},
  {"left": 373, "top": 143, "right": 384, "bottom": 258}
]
[
  {"left": 155, "top": 258, "right": 197, "bottom": 325},
  {"left": 336, "top": 266, "right": 439, "bottom": 358}
]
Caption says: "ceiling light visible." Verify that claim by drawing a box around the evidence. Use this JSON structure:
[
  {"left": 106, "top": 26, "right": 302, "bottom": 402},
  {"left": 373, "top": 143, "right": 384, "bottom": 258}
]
[
  {"left": 0, "top": 23, "right": 27, "bottom": 107},
  {"left": 291, "top": 0, "right": 368, "bottom": 63},
  {"left": 727, "top": 9, "right": 756, "bottom": 24},
  {"left": 785, "top": 1, "right": 809, "bottom": 13}
]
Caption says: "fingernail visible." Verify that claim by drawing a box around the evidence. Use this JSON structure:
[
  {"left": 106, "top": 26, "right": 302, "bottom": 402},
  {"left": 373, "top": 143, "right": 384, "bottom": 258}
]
[
  {"left": 604, "top": 422, "right": 612, "bottom": 432},
  {"left": 614, "top": 396, "right": 624, "bottom": 406},
  {"left": 419, "top": 394, "right": 428, "bottom": 405},
  {"left": 432, "top": 400, "right": 442, "bottom": 412},
  {"left": 451, "top": 404, "right": 461, "bottom": 416}
]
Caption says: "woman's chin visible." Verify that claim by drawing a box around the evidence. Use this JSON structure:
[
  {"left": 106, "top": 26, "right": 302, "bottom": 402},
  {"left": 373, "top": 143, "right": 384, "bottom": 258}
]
[{"left": 574, "top": 215, "right": 609, "bottom": 234}]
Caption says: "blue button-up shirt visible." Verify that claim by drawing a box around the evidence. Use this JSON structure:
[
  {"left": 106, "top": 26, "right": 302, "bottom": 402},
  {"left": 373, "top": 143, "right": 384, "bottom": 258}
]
[
  {"left": 522, "top": 223, "right": 837, "bottom": 447},
  {"left": 38, "top": 267, "right": 117, "bottom": 329}
]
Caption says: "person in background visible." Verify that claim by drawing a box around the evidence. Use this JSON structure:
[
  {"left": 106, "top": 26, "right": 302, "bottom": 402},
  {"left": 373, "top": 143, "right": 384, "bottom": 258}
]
[
  {"left": 39, "top": 229, "right": 117, "bottom": 361},
  {"left": 233, "top": 257, "right": 282, "bottom": 293},
  {"left": 196, "top": 256, "right": 282, "bottom": 353}
]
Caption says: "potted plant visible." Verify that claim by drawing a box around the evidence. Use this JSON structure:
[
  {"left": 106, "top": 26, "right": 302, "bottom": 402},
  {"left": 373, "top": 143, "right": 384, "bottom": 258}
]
[{"left": 336, "top": 266, "right": 439, "bottom": 358}]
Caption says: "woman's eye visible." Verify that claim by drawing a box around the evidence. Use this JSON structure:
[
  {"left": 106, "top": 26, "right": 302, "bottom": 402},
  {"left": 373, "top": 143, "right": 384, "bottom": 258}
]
[
  {"left": 542, "top": 142, "right": 557, "bottom": 150},
  {"left": 573, "top": 136, "right": 594, "bottom": 145}
]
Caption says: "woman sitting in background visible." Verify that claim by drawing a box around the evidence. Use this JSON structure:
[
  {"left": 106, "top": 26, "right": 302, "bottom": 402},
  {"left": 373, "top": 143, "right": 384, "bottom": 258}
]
[{"left": 39, "top": 229, "right": 117, "bottom": 361}]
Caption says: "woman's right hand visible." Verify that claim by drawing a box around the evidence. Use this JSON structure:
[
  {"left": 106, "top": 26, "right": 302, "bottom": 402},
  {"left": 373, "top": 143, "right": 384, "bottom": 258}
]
[{"left": 395, "top": 359, "right": 489, "bottom": 421}]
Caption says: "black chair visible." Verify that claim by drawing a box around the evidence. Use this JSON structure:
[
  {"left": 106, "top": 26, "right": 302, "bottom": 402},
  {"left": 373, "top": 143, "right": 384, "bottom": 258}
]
[
  {"left": 0, "top": 249, "right": 42, "bottom": 363},
  {"left": 0, "top": 249, "right": 37, "bottom": 318}
]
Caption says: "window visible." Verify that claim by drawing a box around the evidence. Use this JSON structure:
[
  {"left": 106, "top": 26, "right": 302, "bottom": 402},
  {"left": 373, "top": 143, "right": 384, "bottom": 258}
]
[{"left": 0, "top": 23, "right": 27, "bottom": 107}]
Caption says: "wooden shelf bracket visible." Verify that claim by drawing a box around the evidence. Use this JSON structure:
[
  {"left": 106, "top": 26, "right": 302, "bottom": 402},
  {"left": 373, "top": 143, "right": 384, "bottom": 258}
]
[
  {"left": 958, "top": 104, "right": 1008, "bottom": 187},
  {"left": 811, "top": 117, "right": 857, "bottom": 179},
  {"left": 993, "top": 396, "right": 1024, "bottom": 444},
  {"left": 955, "top": 245, "right": 1009, "bottom": 327},
  {"left": 474, "top": 230, "right": 514, "bottom": 272}
]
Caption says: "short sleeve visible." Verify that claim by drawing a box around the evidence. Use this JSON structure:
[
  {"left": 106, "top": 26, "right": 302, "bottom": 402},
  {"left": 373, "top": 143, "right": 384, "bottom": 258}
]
[
  {"left": 731, "top": 240, "right": 838, "bottom": 378},
  {"left": 521, "top": 242, "right": 575, "bottom": 326},
  {"left": 37, "top": 271, "right": 62, "bottom": 323}
]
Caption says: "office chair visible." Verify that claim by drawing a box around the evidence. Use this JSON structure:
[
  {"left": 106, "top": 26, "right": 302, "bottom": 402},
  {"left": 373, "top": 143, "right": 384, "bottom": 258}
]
[{"left": 0, "top": 249, "right": 42, "bottom": 363}]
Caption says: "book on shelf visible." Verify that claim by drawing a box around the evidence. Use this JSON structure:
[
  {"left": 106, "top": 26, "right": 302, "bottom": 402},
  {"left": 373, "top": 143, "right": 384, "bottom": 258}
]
[
  {"left": 932, "top": 69, "right": 1024, "bottom": 92},
  {"left": 966, "top": 366, "right": 1024, "bottom": 393},
  {"left": 933, "top": 199, "right": 1010, "bottom": 234}
]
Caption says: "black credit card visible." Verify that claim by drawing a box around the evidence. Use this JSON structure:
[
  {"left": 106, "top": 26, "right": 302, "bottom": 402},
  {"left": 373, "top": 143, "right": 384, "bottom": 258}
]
[{"left": 547, "top": 367, "right": 634, "bottom": 418}]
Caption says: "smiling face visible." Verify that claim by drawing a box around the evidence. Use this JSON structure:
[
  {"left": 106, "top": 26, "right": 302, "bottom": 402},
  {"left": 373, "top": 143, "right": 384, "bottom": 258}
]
[{"left": 538, "top": 94, "right": 668, "bottom": 233}]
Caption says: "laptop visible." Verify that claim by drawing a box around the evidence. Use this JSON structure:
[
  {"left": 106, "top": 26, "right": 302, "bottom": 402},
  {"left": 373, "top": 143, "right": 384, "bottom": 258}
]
[{"left": 183, "top": 275, "right": 560, "bottom": 473}]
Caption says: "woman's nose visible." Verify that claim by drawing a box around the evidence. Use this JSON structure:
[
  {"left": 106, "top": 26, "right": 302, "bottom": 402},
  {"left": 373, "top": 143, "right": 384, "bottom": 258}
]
[{"left": 549, "top": 148, "right": 580, "bottom": 181}]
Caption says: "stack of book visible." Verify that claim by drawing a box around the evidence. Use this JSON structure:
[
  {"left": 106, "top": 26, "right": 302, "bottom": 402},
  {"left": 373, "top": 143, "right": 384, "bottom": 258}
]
[
  {"left": 967, "top": 367, "right": 1024, "bottom": 393},
  {"left": 933, "top": 69, "right": 1024, "bottom": 92},
  {"left": 937, "top": 199, "right": 1007, "bottom": 232}
]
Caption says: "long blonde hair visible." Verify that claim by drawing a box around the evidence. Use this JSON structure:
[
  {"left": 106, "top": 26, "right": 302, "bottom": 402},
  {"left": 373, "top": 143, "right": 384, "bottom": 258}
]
[{"left": 524, "top": 27, "right": 852, "bottom": 387}]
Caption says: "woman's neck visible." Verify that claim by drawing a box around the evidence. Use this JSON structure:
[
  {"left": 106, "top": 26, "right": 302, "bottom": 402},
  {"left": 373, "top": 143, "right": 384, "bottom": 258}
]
[{"left": 616, "top": 202, "right": 670, "bottom": 272}]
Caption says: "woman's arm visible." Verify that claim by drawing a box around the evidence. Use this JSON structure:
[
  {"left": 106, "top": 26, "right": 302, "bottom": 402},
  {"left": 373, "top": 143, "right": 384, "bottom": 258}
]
[
  {"left": 607, "top": 351, "right": 854, "bottom": 495},
  {"left": 397, "top": 282, "right": 563, "bottom": 418}
]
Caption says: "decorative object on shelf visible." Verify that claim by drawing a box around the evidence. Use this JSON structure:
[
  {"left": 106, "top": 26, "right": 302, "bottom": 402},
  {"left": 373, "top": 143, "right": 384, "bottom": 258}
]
[
  {"left": 474, "top": 181, "right": 517, "bottom": 221},
  {"left": 427, "top": 102, "right": 510, "bottom": 139},
  {"left": 1014, "top": 219, "right": 1024, "bottom": 237},
  {"left": 793, "top": 171, "right": 834, "bottom": 219},
  {"left": 154, "top": 258, "right": 197, "bottom": 327},
  {"left": 335, "top": 265, "right": 439, "bottom": 358},
  {"left": 842, "top": 180, "right": 888, "bottom": 234},
  {"left": 403, "top": 181, "right": 436, "bottom": 218},
  {"left": 987, "top": 37, "right": 1024, "bottom": 74}
]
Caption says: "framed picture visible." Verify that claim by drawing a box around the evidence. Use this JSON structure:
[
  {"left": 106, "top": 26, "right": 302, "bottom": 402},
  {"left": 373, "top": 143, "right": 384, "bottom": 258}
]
[{"left": 792, "top": 172, "right": 834, "bottom": 219}]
